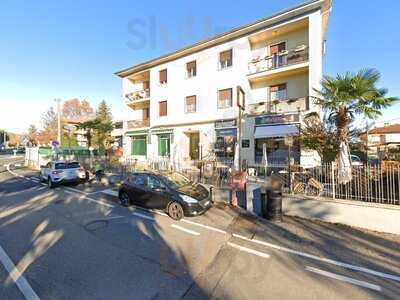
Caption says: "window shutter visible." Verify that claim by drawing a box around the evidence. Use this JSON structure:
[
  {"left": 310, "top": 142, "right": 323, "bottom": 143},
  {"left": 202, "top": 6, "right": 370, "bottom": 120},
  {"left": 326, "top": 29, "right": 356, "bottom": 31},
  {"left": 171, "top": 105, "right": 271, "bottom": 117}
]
[
  {"left": 270, "top": 84, "right": 286, "bottom": 92},
  {"left": 219, "top": 88, "right": 232, "bottom": 100},
  {"left": 185, "top": 95, "right": 196, "bottom": 112},
  {"left": 143, "top": 81, "right": 150, "bottom": 90},
  {"left": 220, "top": 49, "right": 232, "bottom": 61},
  {"left": 187, "top": 61, "right": 196, "bottom": 70},
  {"left": 132, "top": 137, "right": 147, "bottom": 156},
  {"left": 159, "top": 101, "right": 167, "bottom": 116},
  {"left": 159, "top": 69, "right": 167, "bottom": 83},
  {"left": 270, "top": 42, "right": 286, "bottom": 54}
]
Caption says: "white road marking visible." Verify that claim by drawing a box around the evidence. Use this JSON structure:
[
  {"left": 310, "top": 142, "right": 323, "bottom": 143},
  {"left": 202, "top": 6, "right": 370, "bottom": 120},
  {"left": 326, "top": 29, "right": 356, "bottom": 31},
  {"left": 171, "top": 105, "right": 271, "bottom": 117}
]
[
  {"left": 64, "top": 186, "right": 88, "bottom": 195},
  {"left": 181, "top": 219, "right": 226, "bottom": 234},
  {"left": 227, "top": 242, "right": 270, "bottom": 258},
  {"left": 233, "top": 234, "right": 400, "bottom": 282},
  {"left": 132, "top": 212, "right": 155, "bottom": 221},
  {"left": 306, "top": 266, "right": 382, "bottom": 291},
  {"left": 81, "top": 195, "right": 115, "bottom": 208},
  {"left": 101, "top": 189, "right": 118, "bottom": 197},
  {"left": 0, "top": 244, "right": 40, "bottom": 300},
  {"left": 171, "top": 224, "right": 200, "bottom": 236},
  {"left": 63, "top": 189, "right": 115, "bottom": 208},
  {"left": 30, "top": 177, "right": 39, "bottom": 182},
  {"left": 102, "top": 215, "right": 124, "bottom": 220}
]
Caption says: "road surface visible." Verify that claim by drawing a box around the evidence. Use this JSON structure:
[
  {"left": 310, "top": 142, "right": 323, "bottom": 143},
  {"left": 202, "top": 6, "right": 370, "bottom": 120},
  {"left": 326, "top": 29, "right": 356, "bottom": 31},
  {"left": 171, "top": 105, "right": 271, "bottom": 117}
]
[{"left": 0, "top": 167, "right": 399, "bottom": 299}]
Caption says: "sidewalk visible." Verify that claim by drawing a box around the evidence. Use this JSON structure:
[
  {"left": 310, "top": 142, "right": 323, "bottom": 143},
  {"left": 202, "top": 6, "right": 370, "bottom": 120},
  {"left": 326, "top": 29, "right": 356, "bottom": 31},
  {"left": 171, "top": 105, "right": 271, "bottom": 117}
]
[{"left": 228, "top": 204, "right": 400, "bottom": 278}]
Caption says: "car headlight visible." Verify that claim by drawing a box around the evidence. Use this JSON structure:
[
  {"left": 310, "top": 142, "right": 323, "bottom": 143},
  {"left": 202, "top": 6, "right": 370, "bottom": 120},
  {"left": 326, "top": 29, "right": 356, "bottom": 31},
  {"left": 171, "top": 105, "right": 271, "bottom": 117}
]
[{"left": 180, "top": 194, "right": 198, "bottom": 204}]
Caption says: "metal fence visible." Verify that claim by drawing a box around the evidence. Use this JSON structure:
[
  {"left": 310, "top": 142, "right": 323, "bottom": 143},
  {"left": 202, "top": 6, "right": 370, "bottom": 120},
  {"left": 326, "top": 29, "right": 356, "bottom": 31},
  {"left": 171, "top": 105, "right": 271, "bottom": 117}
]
[
  {"left": 279, "top": 163, "right": 400, "bottom": 205},
  {"left": 25, "top": 147, "right": 400, "bottom": 206},
  {"left": 106, "top": 157, "right": 400, "bottom": 206}
]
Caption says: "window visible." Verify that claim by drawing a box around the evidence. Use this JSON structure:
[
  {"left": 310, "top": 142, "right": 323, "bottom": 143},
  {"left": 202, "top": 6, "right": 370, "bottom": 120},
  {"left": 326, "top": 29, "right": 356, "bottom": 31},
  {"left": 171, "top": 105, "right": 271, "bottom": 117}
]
[
  {"left": 158, "top": 134, "right": 170, "bottom": 157},
  {"left": 159, "top": 101, "right": 167, "bottom": 116},
  {"left": 159, "top": 69, "right": 167, "bottom": 84},
  {"left": 270, "top": 84, "right": 287, "bottom": 101},
  {"left": 186, "top": 61, "right": 196, "bottom": 78},
  {"left": 269, "top": 42, "right": 286, "bottom": 55},
  {"left": 130, "top": 173, "right": 147, "bottom": 186},
  {"left": 219, "top": 49, "right": 232, "bottom": 69},
  {"left": 270, "top": 42, "right": 286, "bottom": 68},
  {"left": 131, "top": 136, "right": 147, "bottom": 156},
  {"left": 148, "top": 176, "right": 166, "bottom": 190},
  {"left": 185, "top": 95, "right": 196, "bottom": 113},
  {"left": 218, "top": 88, "right": 233, "bottom": 109}
]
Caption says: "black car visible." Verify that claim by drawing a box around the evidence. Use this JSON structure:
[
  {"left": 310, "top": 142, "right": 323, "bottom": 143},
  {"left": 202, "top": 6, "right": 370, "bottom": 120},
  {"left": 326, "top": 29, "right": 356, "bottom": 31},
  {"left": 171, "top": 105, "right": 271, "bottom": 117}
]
[{"left": 118, "top": 171, "right": 212, "bottom": 220}]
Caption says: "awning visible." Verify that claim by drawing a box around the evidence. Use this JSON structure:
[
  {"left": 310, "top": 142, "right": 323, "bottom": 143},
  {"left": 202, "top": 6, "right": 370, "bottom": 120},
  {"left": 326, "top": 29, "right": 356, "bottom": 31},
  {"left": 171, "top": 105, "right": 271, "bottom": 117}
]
[
  {"left": 254, "top": 124, "right": 299, "bottom": 138},
  {"left": 126, "top": 130, "right": 148, "bottom": 136}
]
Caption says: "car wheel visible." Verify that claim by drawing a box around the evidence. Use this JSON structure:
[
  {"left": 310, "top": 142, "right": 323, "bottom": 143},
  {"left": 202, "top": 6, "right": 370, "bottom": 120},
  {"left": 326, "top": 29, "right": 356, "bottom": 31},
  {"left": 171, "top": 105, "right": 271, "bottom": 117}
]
[
  {"left": 119, "top": 192, "right": 131, "bottom": 207},
  {"left": 48, "top": 177, "right": 55, "bottom": 189},
  {"left": 168, "top": 202, "right": 184, "bottom": 220}
]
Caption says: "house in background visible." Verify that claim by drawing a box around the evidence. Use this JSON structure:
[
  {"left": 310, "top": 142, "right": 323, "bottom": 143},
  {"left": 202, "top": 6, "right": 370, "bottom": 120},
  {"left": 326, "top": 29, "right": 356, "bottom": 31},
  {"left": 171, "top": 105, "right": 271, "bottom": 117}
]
[
  {"left": 115, "top": 0, "right": 332, "bottom": 168},
  {"left": 366, "top": 124, "right": 400, "bottom": 160}
]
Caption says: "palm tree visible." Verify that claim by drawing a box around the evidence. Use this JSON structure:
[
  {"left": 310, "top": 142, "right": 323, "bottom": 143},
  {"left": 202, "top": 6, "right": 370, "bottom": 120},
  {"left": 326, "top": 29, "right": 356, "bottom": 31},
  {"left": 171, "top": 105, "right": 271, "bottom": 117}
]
[{"left": 314, "top": 68, "right": 398, "bottom": 144}]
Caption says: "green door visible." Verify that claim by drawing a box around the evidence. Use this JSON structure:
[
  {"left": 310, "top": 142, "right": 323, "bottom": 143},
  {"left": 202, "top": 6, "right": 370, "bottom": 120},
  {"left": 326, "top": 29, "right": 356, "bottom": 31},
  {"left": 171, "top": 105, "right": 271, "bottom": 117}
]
[
  {"left": 158, "top": 135, "right": 170, "bottom": 157},
  {"left": 132, "top": 136, "right": 147, "bottom": 156}
]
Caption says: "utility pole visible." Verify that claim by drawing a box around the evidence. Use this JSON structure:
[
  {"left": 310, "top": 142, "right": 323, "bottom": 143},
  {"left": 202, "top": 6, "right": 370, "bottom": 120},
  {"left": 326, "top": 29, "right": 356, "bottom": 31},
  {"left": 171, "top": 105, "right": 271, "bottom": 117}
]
[
  {"left": 55, "top": 98, "right": 61, "bottom": 143},
  {"left": 2, "top": 130, "right": 6, "bottom": 148}
]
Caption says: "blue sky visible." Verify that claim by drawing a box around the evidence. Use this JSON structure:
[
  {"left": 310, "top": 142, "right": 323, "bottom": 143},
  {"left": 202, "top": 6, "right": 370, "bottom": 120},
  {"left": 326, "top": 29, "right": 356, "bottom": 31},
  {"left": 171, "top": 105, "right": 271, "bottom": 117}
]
[{"left": 0, "top": 0, "right": 399, "bottom": 133}]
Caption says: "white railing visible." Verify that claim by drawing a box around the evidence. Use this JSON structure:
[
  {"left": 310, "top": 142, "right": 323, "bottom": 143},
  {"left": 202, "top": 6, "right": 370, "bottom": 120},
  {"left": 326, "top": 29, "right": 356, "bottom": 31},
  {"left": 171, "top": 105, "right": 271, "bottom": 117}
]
[{"left": 248, "top": 45, "right": 309, "bottom": 75}]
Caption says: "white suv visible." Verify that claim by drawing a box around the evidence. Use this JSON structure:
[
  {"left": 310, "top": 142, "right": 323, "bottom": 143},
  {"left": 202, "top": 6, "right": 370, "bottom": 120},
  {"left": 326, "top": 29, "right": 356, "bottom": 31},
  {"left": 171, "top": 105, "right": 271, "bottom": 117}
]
[{"left": 40, "top": 161, "right": 87, "bottom": 188}]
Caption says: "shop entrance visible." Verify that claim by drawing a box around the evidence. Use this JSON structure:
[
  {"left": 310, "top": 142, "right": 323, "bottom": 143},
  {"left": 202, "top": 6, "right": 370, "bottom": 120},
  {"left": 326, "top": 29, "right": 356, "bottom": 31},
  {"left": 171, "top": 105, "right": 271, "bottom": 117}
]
[{"left": 188, "top": 132, "right": 200, "bottom": 160}]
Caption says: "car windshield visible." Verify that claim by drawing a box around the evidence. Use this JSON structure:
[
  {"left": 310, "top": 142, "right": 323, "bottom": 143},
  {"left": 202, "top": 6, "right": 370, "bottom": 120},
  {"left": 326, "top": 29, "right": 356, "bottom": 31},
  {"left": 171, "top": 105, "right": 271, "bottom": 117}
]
[
  {"left": 67, "top": 162, "right": 81, "bottom": 168},
  {"left": 160, "top": 172, "right": 191, "bottom": 189},
  {"left": 55, "top": 163, "right": 67, "bottom": 169}
]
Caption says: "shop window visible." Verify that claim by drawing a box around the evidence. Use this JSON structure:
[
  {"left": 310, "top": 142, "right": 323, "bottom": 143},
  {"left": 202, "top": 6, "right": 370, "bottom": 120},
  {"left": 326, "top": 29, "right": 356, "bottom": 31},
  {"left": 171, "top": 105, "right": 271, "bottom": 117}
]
[
  {"left": 214, "top": 128, "right": 237, "bottom": 158},
  {"left": 132, "top": 136, "right": 147, "bottom": 156},
  {"left": 254, "top": 137, "right": 299, "bottom": 165},
  {"left": 270, "top": 84, "right": 287, "bottom": 102},
  {"left": 158, "top": 134, "right": 170, "bottom": 157},
  {"left": 218, "top": 88, "right": 233, "bottom": 109}
]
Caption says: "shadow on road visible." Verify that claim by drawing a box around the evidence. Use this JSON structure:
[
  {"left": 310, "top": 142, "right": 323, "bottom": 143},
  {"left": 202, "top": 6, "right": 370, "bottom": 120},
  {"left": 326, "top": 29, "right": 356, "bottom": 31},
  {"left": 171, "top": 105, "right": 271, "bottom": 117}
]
[{"left": 0, "top": 172, "right": 211, "bottom": 299}]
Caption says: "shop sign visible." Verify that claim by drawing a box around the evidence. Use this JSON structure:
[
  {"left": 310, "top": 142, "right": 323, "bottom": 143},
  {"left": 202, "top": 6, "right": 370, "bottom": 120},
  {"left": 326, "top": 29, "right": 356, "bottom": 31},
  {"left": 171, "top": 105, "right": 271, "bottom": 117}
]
[
  {"left": 255, "top": 113, "right": 299, "bottom": 125},
  {"left": 215, "top": 119, "right": 237, "bottom": 129},
  {"left": 242, "top": 139, "right": 250, "bottom": 148},
  {"left": 215, "top": 128, "right": 237, "bottom": 137}
]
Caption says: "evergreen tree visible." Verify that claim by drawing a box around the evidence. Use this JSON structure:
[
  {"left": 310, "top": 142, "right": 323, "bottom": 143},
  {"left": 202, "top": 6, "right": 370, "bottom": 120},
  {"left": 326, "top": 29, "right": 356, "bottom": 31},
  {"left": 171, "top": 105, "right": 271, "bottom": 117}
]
[{"left": 96, "top": 100, "right": 112, "bottom": 123}]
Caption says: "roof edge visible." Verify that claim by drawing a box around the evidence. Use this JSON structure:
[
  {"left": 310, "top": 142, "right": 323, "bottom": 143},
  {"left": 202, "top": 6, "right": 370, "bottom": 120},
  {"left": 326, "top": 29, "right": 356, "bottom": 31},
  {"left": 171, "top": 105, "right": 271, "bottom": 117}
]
[{"left": 115, "top": 0, "right": 331, "bottom": 78}]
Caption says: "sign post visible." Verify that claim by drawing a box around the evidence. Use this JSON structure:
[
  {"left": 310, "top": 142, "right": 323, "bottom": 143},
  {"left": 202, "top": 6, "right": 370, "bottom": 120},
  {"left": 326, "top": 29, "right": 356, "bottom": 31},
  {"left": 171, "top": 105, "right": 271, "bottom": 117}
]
[
  {"left": 236, "top": 86, "right": 245, "bottom": 171},
  {"left": 284, "top": 136, "right": 294, "bottom": 193}
]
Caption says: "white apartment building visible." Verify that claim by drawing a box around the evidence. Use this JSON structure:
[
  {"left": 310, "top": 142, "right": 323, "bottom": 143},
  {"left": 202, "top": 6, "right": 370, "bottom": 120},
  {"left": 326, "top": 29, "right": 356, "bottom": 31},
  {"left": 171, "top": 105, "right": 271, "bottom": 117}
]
[{"left": 115, "top": 0, "right": 332, "bottom": 168}]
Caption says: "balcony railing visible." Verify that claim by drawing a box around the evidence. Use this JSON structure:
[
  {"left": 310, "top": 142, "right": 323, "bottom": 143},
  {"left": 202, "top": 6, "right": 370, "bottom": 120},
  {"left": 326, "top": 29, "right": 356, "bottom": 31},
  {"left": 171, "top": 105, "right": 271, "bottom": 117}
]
[
  {"left": 125, "top": 89, "right": 151, "bottom": 103},
  {"left": 248, "top": 45, "right": 309, "bottom": 75},
  {"left": 247, "top": 96, "right": 309, "bottom": 115},
  {"left": 127, "top": 119, "right": 150, "bottom": 129}
]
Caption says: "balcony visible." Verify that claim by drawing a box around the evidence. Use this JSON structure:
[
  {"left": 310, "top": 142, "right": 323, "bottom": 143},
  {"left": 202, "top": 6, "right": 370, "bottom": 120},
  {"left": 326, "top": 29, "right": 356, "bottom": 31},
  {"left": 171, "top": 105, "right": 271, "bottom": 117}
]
[
  {"left": 247, "top": 45, "right": 309, "bottom": 82},
  {"left": 127, "top": 119, "right": 150, "bottom": 129},
  {"left": 125, "top": 89, "right": 150, "bottom": 110},
  {"left": 247, "top": 96, "right": 309, "bottom": 116}
]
